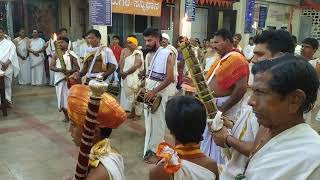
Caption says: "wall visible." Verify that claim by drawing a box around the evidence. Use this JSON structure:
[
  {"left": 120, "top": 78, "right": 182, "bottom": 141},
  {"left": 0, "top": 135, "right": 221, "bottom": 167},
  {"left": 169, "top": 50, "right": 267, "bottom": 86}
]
[{"left": 191, "top": 7, "right": 208, "bottom": 41}]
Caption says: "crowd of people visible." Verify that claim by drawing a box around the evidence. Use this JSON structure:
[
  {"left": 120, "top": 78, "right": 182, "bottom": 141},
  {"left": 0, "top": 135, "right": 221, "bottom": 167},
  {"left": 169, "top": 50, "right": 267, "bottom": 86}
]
[{"left": 1, "top": 25, "right": 320, "bottom": 180}]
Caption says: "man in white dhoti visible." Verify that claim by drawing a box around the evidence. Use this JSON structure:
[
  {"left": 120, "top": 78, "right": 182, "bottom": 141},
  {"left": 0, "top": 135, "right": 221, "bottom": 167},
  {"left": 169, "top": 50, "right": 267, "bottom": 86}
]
[
  {"left": 150, "top": 96, "right": 218, "bottom": 180},
  {"left": 50, "top": 37, "right": 79, "bottom": 122},
  {"left": 14, "top": 28, "right": 30, "bottom": 85},
  {"left": 0, "top": 27, "right": 19, "bottom": 105},
  {"left": 142, "top": 28, "right": 177, "bottom": 163},
  {"left": 71, "top": 29, "right": 118, "bottom": 85},
  {"left": 28, "top": 30, "right": 46, "bottom": 86},
  {"left": 238, "top": 55, "right": 320, "bottom": 179},
  {"left": 120, "top": 35, "right": 143, "bottom": 119},
  {"left": 202, "top": 29, "right": 249, "bottom": 165},
  {"left": 213, "top": 30, "right": 295, "bottom": 179},
  {"left": 45, "top": 33, "right": 56, "bottom": 86}
]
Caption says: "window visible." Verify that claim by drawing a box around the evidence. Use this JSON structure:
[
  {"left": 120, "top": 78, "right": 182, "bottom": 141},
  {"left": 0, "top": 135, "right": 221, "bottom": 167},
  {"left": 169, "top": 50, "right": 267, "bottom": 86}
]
[{"left": 135, "top": 15, "right": 147, "bottom": 33}]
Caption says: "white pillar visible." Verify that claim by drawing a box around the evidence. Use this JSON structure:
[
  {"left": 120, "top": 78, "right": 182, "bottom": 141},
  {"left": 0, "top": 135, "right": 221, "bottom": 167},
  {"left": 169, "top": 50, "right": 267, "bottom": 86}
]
[
  {"left": 233, "top": 0, "right": 249, "bottom": 47},
  {"left": 5, "top": 1, "right": 13, "bottom": 38}
]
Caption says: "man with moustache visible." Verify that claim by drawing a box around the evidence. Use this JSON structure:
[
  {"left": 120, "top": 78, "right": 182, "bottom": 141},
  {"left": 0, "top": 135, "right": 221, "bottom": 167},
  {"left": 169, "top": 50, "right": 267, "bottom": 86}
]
[
  {"left": 142, "top": 28, "right": 176, "bottom": 163},
  {"left": 212, "top": 29, "right": 296, "bottom": 179},
  {"left": 243, "top": 55, "right": 320, "bottom": 179},
  {"left": 203, "top": 29, "right": 249, "bottom": 166}
]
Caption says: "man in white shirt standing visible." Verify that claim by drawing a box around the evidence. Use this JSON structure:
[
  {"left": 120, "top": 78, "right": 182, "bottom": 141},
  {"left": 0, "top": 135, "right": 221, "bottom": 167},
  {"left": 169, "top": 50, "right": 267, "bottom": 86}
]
[
  {"left": 28, "top": 29, "right": 46, "bottom": 86},
  {"left": 0, "top": 27, "right": 19, "bottom": 105},
  {"left": 14, "top": 28, "right": 31, "bottom": 85}
]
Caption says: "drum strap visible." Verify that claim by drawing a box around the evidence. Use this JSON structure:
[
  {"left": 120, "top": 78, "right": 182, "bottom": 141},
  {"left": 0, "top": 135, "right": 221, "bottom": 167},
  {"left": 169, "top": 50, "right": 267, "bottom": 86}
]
[{"left": 146, "top": 47, "right": 162, "bottom": 89}]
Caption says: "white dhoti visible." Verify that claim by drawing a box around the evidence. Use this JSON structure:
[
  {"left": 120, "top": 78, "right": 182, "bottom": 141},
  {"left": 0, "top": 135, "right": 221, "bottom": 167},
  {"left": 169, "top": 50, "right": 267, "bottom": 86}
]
[
  {"left": 54, "top": 51, "right": 74, "bottom": 110},
  {"left": 2, "top": 70, "right": 13, "bottom": 103},
  {"left": 48, "top": 56, "right": 55, "bottom": 86},
  {"left": 143, "top": 80, "right": 176, "bottom": 155},
  {"left": 174, "top": 160, "right": 216, "bottom": 180},
  {"left": 220, "top": 90, "right": 259, "bottom": 179},
  {"left": 201, "top": 96, "right": 242, "bottom": 165},
  {"left": 30, "top": 54, "right": 45, "bottom": 85},
  {"left": 14, "top": 37, "right": 31, "bottom": 85},
  {"left": 29, "top": 38, "right": 46, "bottom": 86},
  {"left": 18, "top": 57, "right": 31, "bottom": 85},
  {"left": 143, "top": 47, "right": 176, "bottom": 156},
  {"left": 120, "top": 81, "right": 130, "bottom": 111},
  {"left": 0, "top": 39, "right": 19, "bottom": 103},
  {"left": 121, "top": 50, "right": 144, "bottom": 114},
  {"left": 46, "top": 39, "right": 56, "bottom": 86},
  {"left": 55, "top": 81, "right": 68, "bottom": 110},
  {"left": 99, "top": 153, "right": 125, "bottom": 180}
]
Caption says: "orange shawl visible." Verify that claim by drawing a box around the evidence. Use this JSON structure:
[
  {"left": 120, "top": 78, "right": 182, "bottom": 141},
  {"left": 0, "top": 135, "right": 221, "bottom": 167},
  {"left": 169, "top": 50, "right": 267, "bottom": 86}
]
[{"left": 206, "top": 51, "right": 249, "bottom": 91}]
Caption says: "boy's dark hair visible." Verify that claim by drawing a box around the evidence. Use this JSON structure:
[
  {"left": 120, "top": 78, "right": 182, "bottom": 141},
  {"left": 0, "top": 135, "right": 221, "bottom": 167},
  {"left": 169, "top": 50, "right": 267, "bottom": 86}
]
[
  {"left": 252, "top": 54, "right": 319, "bottom": 113},
  {"left": 86, "top": 29, "right": 101, "bottom": 39},
  {"left": 100, "top": 128, "right": 112, "bottom": 138},
  {"left": 302, "top": 38, "right": 319, "bottom": 50},
  {"left": 165, "top": 96, "right": 207, "bottom": 144}
]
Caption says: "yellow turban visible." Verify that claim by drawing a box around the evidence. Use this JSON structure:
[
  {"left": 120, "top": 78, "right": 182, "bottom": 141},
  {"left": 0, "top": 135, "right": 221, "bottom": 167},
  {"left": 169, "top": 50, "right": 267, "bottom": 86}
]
[{"left": 127, "top": 37, "right": 138, "bottom": 46}]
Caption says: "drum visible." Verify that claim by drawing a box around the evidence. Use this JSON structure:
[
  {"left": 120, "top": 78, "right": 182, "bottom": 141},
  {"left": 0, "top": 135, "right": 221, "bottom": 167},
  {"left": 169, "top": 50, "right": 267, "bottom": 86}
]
[
  {"left": 136, "top": 88, "right": 162, "bottom": 113},
  {"left": 68, "top": 84, "right": 127, "bottom": 128}
]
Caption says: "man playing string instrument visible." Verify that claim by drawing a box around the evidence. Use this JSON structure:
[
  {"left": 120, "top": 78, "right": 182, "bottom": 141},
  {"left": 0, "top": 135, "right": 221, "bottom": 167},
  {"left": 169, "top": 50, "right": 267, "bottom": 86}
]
[
  {"left": 142, "top": 28, "right": 177, "bottom": 163},
  {"left": 120, "top": 35, "right": 144, "bottom": 120},
  {"left": 50, "top": 37, "right": 79, "bottom": 122},
  {"left": 202, "top": 29, "right": 249, "bottom": 165},
  {"left": 71, "top": 29, "right": 118, "bottom": 85},
  {"left": 213, "top": 30, "right": 296, "bottom": 179}
]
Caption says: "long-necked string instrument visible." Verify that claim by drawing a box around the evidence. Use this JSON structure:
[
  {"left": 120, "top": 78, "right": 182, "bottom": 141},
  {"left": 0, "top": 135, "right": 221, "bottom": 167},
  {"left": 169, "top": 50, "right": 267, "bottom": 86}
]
[
  {"left": 73, "top": 75, "right": 108, "bottom": 180},
  {"left": 180, "top": 41, "right": 231, "bottom": 159}
]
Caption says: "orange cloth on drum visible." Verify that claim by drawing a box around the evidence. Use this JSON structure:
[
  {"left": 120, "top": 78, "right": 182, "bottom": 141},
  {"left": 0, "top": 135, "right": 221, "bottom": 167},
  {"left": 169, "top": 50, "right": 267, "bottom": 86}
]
[
  {"left": 68, "top": 84, "right": 127, "bottom": 129},
  {"left": 206, "top": 51, "right": 249, "bottom": 91}
]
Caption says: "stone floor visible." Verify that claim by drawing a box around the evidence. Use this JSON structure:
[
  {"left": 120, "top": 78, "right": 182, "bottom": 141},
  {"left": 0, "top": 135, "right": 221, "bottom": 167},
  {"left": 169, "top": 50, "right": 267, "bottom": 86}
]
[{"left": 0, "top": 85, "right": 166, "bottom": 180}]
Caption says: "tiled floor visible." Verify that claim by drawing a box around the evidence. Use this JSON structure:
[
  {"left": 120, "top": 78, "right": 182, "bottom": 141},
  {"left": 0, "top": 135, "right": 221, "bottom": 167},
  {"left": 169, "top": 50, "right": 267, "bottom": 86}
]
[{"left": 0, "top": 85, "right": 157, "bottom": 180}]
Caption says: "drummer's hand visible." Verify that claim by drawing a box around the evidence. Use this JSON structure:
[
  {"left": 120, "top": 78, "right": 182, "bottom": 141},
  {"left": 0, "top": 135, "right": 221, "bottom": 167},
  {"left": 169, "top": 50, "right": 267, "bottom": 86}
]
[{"left": 144, "top": 90, "right": 157, "bottom": 102}]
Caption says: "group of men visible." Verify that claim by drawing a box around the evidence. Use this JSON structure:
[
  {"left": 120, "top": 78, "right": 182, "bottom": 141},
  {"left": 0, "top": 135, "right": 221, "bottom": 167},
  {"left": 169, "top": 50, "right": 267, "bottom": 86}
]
[
  {"left": 68, "top": 27, "right": 320, "bottom": 179},
  {"left": 2, "top": 24, "right": 320, "bottom": 179}
]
